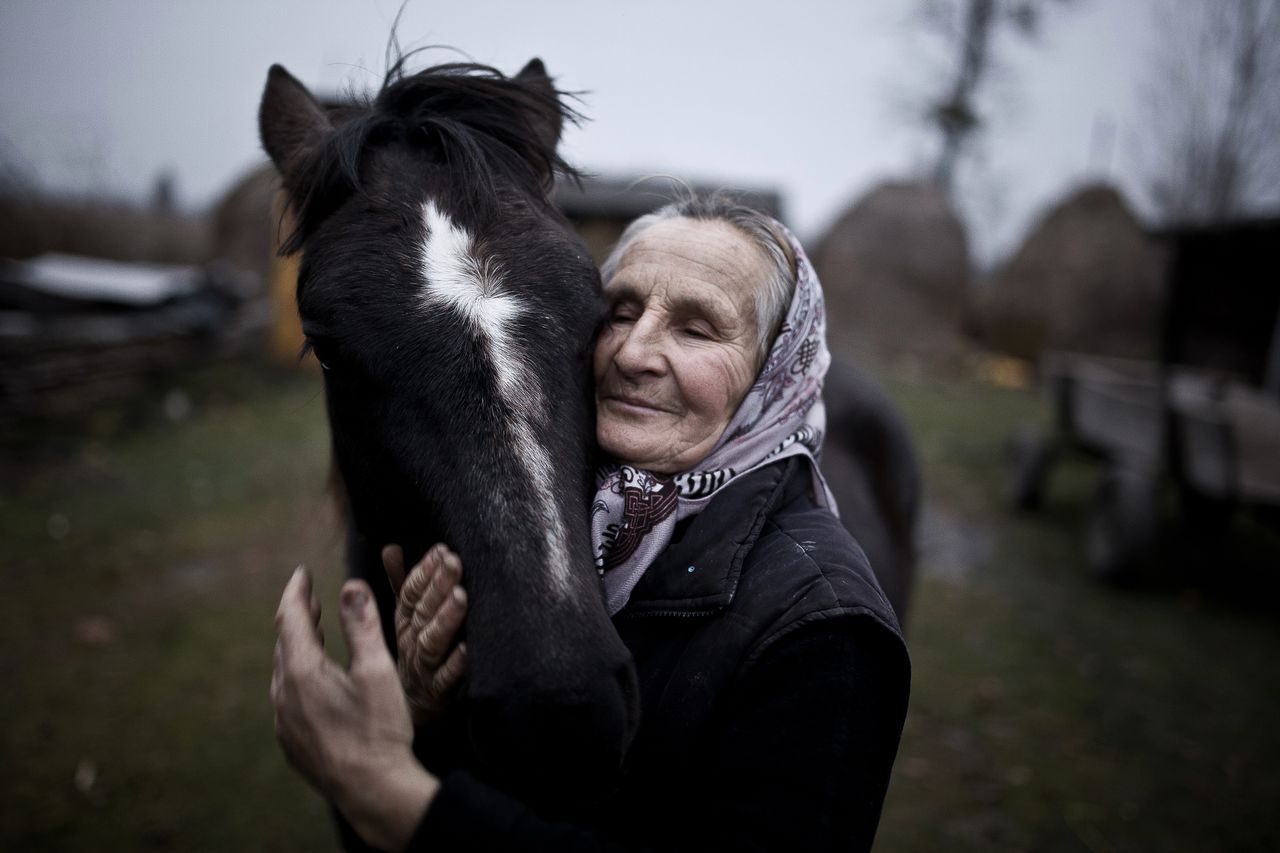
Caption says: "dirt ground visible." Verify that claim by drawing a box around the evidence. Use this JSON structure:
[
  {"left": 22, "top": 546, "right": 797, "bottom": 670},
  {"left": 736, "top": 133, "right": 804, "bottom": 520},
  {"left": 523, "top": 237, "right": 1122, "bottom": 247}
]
[{"left": 2, "top": 360, "right": 1278, "bottom": 851}]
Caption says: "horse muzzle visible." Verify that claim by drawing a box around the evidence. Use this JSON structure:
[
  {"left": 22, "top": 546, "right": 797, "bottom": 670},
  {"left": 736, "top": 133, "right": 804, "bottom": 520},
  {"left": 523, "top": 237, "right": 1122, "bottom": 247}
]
[{"left": 463, "top": 632, "right": 640, "bottom": 812}]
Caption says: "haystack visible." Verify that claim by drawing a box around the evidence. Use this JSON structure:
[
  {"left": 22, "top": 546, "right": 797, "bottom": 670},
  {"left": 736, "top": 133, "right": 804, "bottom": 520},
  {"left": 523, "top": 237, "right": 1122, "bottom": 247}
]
[
  {"left": 976, "top": 184, "right": 1165, "bottom": 360},
  {"left": 813, "top": 181, "right": 971, "bottom": 361}
]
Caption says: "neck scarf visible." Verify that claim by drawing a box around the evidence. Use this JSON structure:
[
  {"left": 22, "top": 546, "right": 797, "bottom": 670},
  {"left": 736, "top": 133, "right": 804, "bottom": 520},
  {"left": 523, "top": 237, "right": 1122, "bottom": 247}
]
[{"left": 591, "top": 223, "right": 835, "bottom": 615}]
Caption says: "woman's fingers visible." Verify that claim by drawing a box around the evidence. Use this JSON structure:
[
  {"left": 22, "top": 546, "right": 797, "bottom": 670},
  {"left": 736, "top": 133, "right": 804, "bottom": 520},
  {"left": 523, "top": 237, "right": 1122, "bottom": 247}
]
[
  {"left": 387, "top": 544, "right": 468, "bottom": 722},
  {"left": 415, "top": 585, "right": 467, "bottom": 668},
  {"left": 407, "top": 547, "right": 462, "bottom": 639},
  {"left": 275, "top": 566, "right": 322, "bottom": 662},
  {"left": 432, "top": 642, "right": 467, "bottom": 697},
  {"left": 308, "top": 588, "right": 324, "bottom": 648},
  {"left": 270, "top": 640, "right": 284, "bottom": 703},
  {"left": 382, "top": 544, "right": 407, "bottom": 595},
  {"left": 402, "top": 635, "right": 467, "bottom": 726},
  {"left": 394, "top": 545, "right": 440, "bottom": 644},
  {"left": 395, "top": 554, "right": 436, "bottom": 653}
]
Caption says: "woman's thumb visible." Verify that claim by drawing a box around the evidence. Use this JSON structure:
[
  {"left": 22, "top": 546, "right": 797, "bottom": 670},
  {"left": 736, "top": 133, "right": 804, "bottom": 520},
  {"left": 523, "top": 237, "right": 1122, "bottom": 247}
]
[{"left": 339, "top": 580, "right": 391, "bottom": 669}]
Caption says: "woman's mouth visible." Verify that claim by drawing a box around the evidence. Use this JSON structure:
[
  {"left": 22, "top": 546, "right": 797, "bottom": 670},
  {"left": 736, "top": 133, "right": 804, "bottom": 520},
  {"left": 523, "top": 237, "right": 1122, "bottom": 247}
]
[{"left": 603, "top": 393, "right": 669, "bottom": 416}]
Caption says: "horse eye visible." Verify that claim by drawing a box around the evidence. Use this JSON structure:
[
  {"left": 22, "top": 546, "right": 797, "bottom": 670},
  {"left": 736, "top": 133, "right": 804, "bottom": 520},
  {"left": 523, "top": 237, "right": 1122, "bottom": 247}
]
[{"left": 302, "top": 337, "right": 339, "bottom": 371}]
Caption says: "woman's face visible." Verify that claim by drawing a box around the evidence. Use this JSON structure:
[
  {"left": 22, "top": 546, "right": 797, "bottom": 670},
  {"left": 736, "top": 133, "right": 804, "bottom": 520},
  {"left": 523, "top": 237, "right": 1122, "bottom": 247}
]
[{"left": 594, "top": 217, "right": 768, "bottom": 473}]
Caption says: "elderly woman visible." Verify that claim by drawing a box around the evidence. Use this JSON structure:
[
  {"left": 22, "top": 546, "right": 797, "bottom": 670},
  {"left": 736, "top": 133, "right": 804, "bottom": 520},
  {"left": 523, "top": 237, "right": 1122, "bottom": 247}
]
[{"left": 272, "top": 196, "right": 910, "bottom": 851}]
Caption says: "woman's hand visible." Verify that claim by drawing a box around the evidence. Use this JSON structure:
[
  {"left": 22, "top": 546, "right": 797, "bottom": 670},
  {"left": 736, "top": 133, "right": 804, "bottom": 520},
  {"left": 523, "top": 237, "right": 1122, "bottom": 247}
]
[
  {"left": 382, "top": 544, "right": 469, "bottom": 725},
  {"left": 271, "top": 567, "right": 436, "bottom": 852}
]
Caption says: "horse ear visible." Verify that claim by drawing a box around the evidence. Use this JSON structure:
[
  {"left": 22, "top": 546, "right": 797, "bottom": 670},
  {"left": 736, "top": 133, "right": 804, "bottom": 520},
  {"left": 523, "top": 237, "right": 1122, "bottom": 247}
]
[
  {"left": 515, "top": 58, "right": 564, "bottom": 152},
  {"left": 258, "top": 64, "right": 332, "bottom": 197}
]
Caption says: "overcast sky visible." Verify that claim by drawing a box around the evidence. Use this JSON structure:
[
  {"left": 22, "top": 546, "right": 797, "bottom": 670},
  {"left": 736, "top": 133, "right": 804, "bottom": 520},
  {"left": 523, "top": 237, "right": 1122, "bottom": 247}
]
[{"left": 1, "top": 0, "right": 1160, "bottom": 263}]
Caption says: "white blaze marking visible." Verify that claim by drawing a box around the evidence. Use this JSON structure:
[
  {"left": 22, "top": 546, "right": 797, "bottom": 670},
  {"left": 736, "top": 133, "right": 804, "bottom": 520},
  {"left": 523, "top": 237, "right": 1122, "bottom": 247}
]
[{"left": 419, "top": 201, "right": 569, "bottom": 596}]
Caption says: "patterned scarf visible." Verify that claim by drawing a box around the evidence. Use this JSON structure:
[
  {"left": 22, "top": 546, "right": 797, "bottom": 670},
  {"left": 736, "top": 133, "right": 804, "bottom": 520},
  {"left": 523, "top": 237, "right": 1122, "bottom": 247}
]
[{"left": 591, "top": 223, "right": 835, "bottom": 615}]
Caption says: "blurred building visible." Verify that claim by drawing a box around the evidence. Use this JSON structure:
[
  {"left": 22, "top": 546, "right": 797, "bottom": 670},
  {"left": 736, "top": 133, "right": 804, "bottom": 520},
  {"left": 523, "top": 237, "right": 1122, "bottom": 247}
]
[
  {"left": 212, "top": 165, "right": 300, "bottom": 367},
  {"left": 0, "top": 188, "right": 265, "bottom": 427},
  {"left": 0, "top": 167, "right": 784, "bottom": 426},
  {"left": 553, "top": 175, "right": 782, "bottom": 265}
]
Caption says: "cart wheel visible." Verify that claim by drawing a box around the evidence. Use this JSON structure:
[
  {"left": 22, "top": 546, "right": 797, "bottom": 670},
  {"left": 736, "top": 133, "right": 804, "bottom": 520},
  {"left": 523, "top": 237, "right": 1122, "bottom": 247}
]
[
  {"left": 1086, "top": 467, "right": 1157, "bottom": 583},
  {"left": 1005, "top": 425, "right": 1053, "bottom": 511}
]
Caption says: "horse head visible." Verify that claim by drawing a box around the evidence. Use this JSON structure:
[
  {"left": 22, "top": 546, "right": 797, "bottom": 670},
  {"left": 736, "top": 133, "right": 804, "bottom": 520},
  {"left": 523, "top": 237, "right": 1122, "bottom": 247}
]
[{"left": 259, "top": 59, "right": 637, "bottom": 805}]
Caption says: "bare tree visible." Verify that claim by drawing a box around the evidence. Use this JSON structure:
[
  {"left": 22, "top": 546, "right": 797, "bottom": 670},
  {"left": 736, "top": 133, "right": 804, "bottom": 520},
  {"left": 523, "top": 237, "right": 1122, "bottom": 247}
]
[
  {"left": 1142, "top": 0, "right": 1280, "bottom": 224},
  {"left": 919, "top": 0, "right": 1076, "bottom": 195}
]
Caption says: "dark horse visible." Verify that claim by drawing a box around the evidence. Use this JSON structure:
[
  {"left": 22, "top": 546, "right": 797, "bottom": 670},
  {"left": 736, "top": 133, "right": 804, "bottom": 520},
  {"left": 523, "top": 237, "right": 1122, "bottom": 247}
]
[
  {"left": 821, "top": 360, "right": 919, "bottom": 622},
  {"left": 258, "top": 58, "right": 638, "bottom": 810}
]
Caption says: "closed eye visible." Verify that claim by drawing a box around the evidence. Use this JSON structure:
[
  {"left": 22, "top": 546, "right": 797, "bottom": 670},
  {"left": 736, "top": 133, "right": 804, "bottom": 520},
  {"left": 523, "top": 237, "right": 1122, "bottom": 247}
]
[{"left": 300, "top": 337, "right": 337, "bottom": 371}]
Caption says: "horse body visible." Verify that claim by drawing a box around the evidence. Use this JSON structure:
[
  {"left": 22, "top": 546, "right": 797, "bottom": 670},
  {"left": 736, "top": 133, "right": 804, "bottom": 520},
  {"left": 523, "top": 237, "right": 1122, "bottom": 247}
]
[
  {"left": 821, "top": 359, "right": 920, "bottom": 623},
  {"left": 259, "top": 60, "right": 637, "bottom": 806}
]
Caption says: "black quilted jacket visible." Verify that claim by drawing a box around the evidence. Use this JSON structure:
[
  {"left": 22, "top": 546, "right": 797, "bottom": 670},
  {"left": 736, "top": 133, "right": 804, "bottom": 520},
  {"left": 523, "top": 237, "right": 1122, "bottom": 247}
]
[{"left": 410, "top": 456, "right": 910, "bottom": 852}]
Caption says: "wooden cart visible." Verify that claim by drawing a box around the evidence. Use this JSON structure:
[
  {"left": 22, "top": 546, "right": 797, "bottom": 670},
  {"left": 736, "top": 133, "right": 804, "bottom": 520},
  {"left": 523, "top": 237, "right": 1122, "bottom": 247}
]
[{"left": 1006, "top": 218, "right": 1280, "bottom": 581}]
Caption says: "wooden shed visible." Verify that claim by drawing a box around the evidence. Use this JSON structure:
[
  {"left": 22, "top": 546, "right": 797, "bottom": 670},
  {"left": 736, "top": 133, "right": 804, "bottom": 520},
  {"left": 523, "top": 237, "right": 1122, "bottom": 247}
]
[{"left": 554, "top": 176, "right": 783, "bottom": 265}]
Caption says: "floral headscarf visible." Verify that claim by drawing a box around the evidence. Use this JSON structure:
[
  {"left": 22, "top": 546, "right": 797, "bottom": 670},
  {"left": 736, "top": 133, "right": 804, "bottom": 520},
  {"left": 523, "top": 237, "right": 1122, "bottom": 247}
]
[{"left": 591, "top": 222, "right": 835, "bottom": 615}]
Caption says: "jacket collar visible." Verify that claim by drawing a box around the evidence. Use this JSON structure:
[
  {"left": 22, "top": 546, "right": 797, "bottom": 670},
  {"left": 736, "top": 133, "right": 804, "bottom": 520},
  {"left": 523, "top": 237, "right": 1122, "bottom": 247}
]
[{"left": 618, "top": 457, "right": 808, "bottom": 615}]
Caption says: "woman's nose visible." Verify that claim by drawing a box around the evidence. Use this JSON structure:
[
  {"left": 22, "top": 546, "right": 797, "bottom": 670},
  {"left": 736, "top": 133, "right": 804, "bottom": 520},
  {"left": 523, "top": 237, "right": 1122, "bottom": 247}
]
[{"left": 612, "top": 318, "right": 666, "bottom": 377}]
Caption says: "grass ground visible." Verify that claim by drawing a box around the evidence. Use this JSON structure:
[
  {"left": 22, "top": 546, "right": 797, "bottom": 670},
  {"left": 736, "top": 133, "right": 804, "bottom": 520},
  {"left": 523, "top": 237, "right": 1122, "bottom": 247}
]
[{"left": 2, "top": 360, "right": 1277, "bottom": 850}]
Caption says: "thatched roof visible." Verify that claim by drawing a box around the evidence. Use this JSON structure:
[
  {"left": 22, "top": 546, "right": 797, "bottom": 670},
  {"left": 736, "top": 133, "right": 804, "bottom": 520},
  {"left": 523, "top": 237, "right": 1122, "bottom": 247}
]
[
  {"left": 975, "top": 184, "right": 1166, "bottom": 360},
  {"left": 812, "top": 180, "right": 971, "bottom": 361}
]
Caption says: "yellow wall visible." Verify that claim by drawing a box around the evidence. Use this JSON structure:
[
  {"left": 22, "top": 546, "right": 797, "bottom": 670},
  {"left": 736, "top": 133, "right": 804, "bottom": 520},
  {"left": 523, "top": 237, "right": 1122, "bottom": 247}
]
[{"left": 266, "top": 196, "right": 311, "bottom": 369}]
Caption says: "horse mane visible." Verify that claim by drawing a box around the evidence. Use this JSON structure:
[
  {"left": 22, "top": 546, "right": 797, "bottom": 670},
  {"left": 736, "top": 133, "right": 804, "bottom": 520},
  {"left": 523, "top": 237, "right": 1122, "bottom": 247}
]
[{"left": 282, "top": 58, "right": 583, "bottom": 254}]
